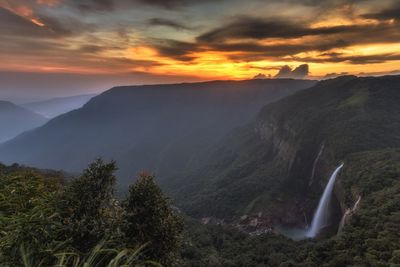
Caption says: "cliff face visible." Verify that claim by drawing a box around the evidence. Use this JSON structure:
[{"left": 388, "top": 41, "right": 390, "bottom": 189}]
[{"left": 169, "top": 75, "right": 400, "bottom": 234}]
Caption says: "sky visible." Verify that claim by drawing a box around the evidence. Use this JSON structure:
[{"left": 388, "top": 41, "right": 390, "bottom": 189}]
[{"left": 1, "top": 0, "right": 400, "bottom": 101}]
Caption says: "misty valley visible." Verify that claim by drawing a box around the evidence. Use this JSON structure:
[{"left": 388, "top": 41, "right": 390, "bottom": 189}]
[
  {"left": 2, "top": 0, "right": 400, "bottom": 265},
  {"left": 1, "top": 75, "right": 400, "bottom": 266}
]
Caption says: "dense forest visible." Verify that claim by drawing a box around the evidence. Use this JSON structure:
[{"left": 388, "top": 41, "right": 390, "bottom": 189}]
[{"left": 2, "top": 158, "right": 400, "bottom": 266}]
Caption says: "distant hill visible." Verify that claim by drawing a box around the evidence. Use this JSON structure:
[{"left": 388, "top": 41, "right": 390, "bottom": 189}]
[
  {"left": 0, "top": 79, "right": 316, "bottom": 184},
  {"left": 23, "top": 94, "right": 96, "bottom": 118},
  {"left": 163, "top": 75, "right": 400, "bottom": 231},
  {"left": 0, "top": 101, "right": 47, "bottom": 143}
]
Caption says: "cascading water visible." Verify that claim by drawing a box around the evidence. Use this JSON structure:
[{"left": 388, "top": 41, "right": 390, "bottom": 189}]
[
  {"left": 308, "top": 143, "right": 325, "bottom": 186},
  {"left": 306, "top": 163, "right": 344, "bottom": 238}
]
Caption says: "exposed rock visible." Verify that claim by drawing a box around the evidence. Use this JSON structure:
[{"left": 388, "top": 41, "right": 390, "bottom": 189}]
[{"left": 337, "top": 196, "right": 361, "bottom": 234}]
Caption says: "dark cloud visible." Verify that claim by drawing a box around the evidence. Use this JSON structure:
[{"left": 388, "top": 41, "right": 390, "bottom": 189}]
[
  {"left": 72, "top": 0, "right": 115, "bottom": 11},
  {"left": 70, "top": 0, "right": 220, "bottom": 11},
  {"left": 253, "top": 73, "right": 270, "bottom": 79},
  {"left": 211, "top": 42, "right": 309, "bottom": 54},
  {"left": 344, "top": 54, "right": 400, "bottom": 64},
  {"left": 274, "top": 64, "right": 309, "bottom": 79},
  {"left": 149, "top": 10, "right": 400, "bottom": 63},
  {"left": 147, "top": 18, "right": 193, "bottom": 31},
  {"left": 292, "top": 64, "right": 309, "bottom": 77},
  {"left": 363, "top": 3, "right": 400, "bottom": 21},
  {"left": 278, "top": 0, "right": 359, "bottom": 7},
  {"left": 148, "top": 37, "right": 351, "bottom": 62},
  {"left": 68, "top": 0, "right": 364, "bottom": 12},
  {"left": 150, "top": 39, "right": 200, "bottom": 61},
  {"left": 220, "top": 40, "right": 348, "bottom": 59},
  {"left": 274, "top": 65, "right": 293, "bottom": 78},
  {"left": 79, "top": 45, "right": 108, "bottom": 54},
  {"left": 293, "top": 53, "right": 400, "bottom": 64},
  {"left": 78, "top": 44, "right": 129, "bottom": 54},
  {"left": 134, "top": 0, "right": 221, "bottom": 9},
  {"left": 197, "top": 16, "right": 362, "bottom": 42},
  {"left": 149, "top": 17, "right": 400, "bottom": 64},
  {"left": 135, "top": 0, "right": 186, "bottom": 9},
  {"left": 324, "top": 72, "right": 349, "bottom": 79}
]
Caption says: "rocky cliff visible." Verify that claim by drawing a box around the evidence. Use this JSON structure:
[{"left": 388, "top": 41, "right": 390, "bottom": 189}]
[{"left": 167, "top": 75, "right": 400, "bottom": 236}]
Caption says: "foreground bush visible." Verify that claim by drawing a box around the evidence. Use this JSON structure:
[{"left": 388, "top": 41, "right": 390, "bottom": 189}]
[{"left": 0, "top": 160, "right": 182, "bottom": 266}]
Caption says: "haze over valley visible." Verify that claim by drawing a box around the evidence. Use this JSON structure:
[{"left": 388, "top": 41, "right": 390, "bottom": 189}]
[{"left": 1, "top": 0, "right": 400, "bottom": 266}]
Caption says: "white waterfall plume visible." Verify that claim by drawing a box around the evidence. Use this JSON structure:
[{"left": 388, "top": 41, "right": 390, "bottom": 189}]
[{"left": 306, "top": 163, "right": 344, "bottom": 238}]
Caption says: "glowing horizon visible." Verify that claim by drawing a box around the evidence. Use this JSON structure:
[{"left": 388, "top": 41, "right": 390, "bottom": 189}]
[{"left": 1, "top": 0, "right": 400, "bottom": 91}]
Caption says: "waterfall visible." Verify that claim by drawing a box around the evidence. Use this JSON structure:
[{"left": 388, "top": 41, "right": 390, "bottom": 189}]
[
  {"left": 308, "top": 143, "right": 325, "bottom": 186},
  {"left": 306, "top": 163, "right": 344, "bottom": 238}
]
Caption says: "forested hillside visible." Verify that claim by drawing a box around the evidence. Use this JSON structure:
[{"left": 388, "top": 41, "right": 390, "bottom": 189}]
[
  {"left": 0, "top": 79, "right": 315, "bottom": 186},
  {"left": 165, "top": 75, "right": 400, "bottom": 234}
]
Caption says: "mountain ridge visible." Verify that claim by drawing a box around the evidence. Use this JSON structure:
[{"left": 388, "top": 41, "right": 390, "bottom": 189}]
[
  {"left": 22, "top": 94, "right": 96, "bottom": 118},
  {"left": 0, "top": 100, "right": 47, "bottom": 143},
  {"left": 0, "top": 78, "right": 316, "bottom": 184}
]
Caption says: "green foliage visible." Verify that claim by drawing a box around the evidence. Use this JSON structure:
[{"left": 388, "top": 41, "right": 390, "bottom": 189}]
[
  {"left": 18, "top": 241, "right": 161, "bottom": 267},
  {"left": 58, "top": 159, "right": 118, "bottom": 252},
  {"left": 180, "top": 148, "right": 400, "bottom": 266},
  {"left": 0, "top": 167, "right": 62, "bottom": 265},
  {"left": 180, "top": 220, "right": 306, "bottom": 267},
  {"left": 123, "top": 172, "right": 184, "bottom": 265},
  {"left": 0, "top": 161, "right": 183, "bottom": 266}
]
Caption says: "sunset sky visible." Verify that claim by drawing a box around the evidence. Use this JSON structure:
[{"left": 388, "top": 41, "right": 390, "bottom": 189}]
[{"left": 1, "top": 0, "right": 400, "bottom": 100}]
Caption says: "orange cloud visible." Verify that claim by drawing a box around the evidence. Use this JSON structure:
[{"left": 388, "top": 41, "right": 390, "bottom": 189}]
[
  {"left": 1, "top": 0, "right": 400, "bottom": 81},
  {"left": 0, "top": 1, "right": 46, "bottom": 27}
]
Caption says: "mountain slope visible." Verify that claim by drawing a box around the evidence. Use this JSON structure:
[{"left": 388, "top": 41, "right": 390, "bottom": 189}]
[
  {"left": 22, "top": 94, "right": 96, "bottom": 118},
  {"left": 0, "top": 101, "right": 47, "bottom": 143},
  {"left": 165, "top": 75, "right": 400, "bottom": 231},
  {"left": 0, "top": 79, "right": 315, "bottom": 184}
]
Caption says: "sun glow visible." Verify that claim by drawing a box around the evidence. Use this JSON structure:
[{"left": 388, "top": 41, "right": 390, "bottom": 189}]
[{"left": 1, "top": 0, "right": 400, "bottom": 80}]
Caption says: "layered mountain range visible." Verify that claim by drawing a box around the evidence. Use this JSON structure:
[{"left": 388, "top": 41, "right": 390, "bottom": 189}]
[
  {"left": 0, "top": 101, "right": 47, "bottom": 143},
  {"left": 0, "top": 79, "right": 315, "bottom": 186}
]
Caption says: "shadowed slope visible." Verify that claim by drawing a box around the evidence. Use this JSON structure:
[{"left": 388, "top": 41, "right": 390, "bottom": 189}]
[
  {"left": 0, "top": 101, "right": 47, "bottom": 143},
  {"left": 0, "top": 79, "right": 316, "bottom": 186}
]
